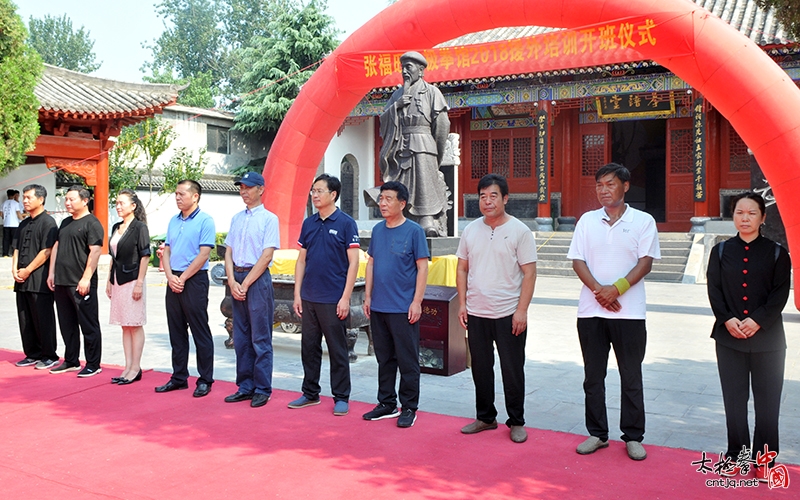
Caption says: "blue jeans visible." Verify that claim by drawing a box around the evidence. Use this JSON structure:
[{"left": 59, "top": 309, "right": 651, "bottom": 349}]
[{"left": 232, "top": 269, "right": 274, "bottom": 396}]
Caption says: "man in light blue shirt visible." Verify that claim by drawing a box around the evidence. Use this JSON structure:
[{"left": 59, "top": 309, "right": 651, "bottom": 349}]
[
  {"left": 223, "top": 172, "right": 280, "bottom": 408},
  {"left": 155, "top": 180, "right": 217, "bottom": 398}
]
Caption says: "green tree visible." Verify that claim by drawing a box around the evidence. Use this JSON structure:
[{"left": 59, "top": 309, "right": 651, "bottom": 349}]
[
  {"left": 107, "top": 118, "right": 175, "bottom": 202},
  {"left": 143, "top": 0, "right": 308, "bottom": 105},
  {"left": 142, "top": 0, "right": 225, "bottom": 90},
  {"left": 0, "top": 0, "right": 42, "bottom": 176},
  {"left": 108, "top": 125, "right": 143, "bottom": 202},
  {"left": 233, "top": 0, "right": 338, "bottom": 134},
  {"left": 27, "top": 14, "right": 100, "bottom": 73},
  {"left": 135, "top": 118, "right": 176, "bottom": 193},
  {"left": 221, "top": 0, "right": 292, "bottom": 98},
  {"left": 756, "top": 1, "right": 800, "bottom": 40},
  {"left": 160, "top": 147, "right": 208, "bottom": 194},
  {"left": 144, "top": 69, "right": 215, "bottom": 108}
]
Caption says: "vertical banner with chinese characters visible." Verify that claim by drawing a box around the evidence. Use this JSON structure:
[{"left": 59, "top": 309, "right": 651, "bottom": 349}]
[
  {"left": 536, "top": 110, "right": 549, "bottom": 203},
  {"left": 335, "top": 12, "right": 695, "bottom": 91},
  {"left": 693, "top": 97, "right": 706, "bottom": 201}
]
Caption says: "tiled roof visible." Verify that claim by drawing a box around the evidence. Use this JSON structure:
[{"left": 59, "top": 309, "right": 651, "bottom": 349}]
[
  {"left": 56, "top": 170, "right": 239, "bottom": 194},
  {"left": 36, "top": 65, "right": 183, "bottom": 122},
  {"left": 439, "top": 0, "right": 792, "bottom": 48}
]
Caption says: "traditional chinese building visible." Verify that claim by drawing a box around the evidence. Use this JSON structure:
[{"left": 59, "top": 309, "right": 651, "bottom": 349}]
[
  {"left": 325, "top": 0, "right": 792, "bottom": 233},
  {"left": 19, "top": 64, "right": 182, "bottom": 250}
]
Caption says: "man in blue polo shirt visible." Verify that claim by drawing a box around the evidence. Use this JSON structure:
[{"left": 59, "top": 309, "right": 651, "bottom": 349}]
[
  {"left": 288, "top": 174, "right": 360, "bottom": 416},
  {"left": 363, "top": 181, "right": 429, "bottom": 428},
  {"left": 222, "top": 172, "right": 280, "bottom": 408},
  {"left": 155, "top": 179, "right": 217, "bottom": 398}
]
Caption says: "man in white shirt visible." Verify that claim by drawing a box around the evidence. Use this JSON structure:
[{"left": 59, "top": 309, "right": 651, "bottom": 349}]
[
  {"left": 456, "top": 174, "right": 537, "bottom": 444},
  {"left": 567, "top": 163, "right": 660, "bottom": 461},
  {"left": 3, "top": 189, "right": 25, "bottom": 257}
]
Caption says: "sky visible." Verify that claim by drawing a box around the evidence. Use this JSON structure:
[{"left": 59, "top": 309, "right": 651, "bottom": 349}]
[{"left": 15, "top": 0, "right": 388, "bottom": 83}]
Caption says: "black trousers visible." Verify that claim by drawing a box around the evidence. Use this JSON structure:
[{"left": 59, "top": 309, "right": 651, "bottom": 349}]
[
  {"left": 467, "top": 314, "right": 527, "bottom": 427},
  {"left": 16, "top": 290, "right": 57, "bottom": 361},
  {"left": 301, "top": 300, "right": 351, "bottom": 402},
  {"left": 54, "top": 285, "right": 102, "bottom": 368},
  {"left": 370, "top": 311, "right": 420, "bottom": 411},
  {"left": 3, "top": 226, "right": 16, "bottom": 256},
  {"left": 716, "top": 343, "right": 785, "bottom": 460},
  {"left": 577, "top": 317, "right": 647, "bottom": 442},
  {"left": 166, "top": 272, "right": 214, "bottom": 386}
]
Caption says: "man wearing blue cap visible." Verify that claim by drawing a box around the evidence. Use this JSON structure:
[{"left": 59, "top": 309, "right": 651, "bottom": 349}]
[{"left": 222, "top": 172, "right": 280, "bottom": 408}]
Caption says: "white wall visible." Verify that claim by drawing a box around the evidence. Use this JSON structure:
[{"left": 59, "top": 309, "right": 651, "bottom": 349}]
[
  {"left": 134, "top": 189, "right": 242, "bottom": 237},
  {"left": 323, "top": 118, "right": 375, "bottom": 221},
  {"left": 160, "top": 106, "right": 269, "bottom": 175},
  {"left": 0, "top": 165, "right": 239, "bottom": 237},
  {"left": 0, "top": 163, "right": 58, "bottom": 215}
]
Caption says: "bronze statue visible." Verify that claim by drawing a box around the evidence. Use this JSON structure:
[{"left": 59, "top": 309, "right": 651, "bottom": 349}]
[{"left": 365, "top": 51, "right": 451, "bottom": 236}]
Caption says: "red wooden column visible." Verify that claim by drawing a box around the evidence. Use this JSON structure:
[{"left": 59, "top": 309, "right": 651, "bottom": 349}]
[{"left": 95, "top": 150, "right": 110, "bottom": 253}]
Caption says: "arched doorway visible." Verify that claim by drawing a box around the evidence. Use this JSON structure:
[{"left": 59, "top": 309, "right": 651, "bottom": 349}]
[{"left": 340, "top": 154, "right": 359, "bottom": 218}]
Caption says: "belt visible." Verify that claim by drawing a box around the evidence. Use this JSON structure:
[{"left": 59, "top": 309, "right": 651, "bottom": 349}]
[
  {"left": 402, "top": 126, "right": 431, "bottom": 134},
  {"left": 234, "top": 266, "right": 253, "bottom": 273}
]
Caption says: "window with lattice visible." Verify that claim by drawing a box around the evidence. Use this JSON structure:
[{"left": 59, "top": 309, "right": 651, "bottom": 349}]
[
  {"left": 670, "top": 129, "right": 693, "bottom": 174},
  {"left": 581, "top": 134, "right": 605, "bottom": 177},
  {"left": 729, "top": 128, "right": 750, "bottom": 172},
  {"left": 472, "top": 136, "right": 536, "bottom": 180},
  {"left": 471, "top": 139, "right": 489, "bottom": 179},
  {"left": 492, "top": 139, "right": 510, "bottom": 177},
  {"left": 513, "top": 137, "right": 531, "bottom": 178}
]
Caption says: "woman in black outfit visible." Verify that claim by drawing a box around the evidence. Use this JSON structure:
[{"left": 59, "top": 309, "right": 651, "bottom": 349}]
[
  {"left": 707, "top": 192, "right": 791, "bottom": 481},
  {"left": 106, "top": 189, "right": 150, "bottom": 385}
]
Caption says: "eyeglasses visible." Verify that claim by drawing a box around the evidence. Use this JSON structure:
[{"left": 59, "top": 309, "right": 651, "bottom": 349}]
[{"left": 309, "top": 189, "right": 330, "bottom": 196}]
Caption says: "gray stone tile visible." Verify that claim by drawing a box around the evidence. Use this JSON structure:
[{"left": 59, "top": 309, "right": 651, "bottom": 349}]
[{"left": 1, "top": 271, "right": 798, "bottom": 464}]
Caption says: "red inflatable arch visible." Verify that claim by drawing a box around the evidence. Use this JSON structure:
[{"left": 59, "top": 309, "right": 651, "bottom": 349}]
[{"left": 263, "top": 0, "right": 800, "bottom": 307}]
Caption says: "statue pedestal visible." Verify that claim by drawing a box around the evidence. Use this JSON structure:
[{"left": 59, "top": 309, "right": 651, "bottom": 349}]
[{"left": 427, "top": 237, "right": 460, "bottom": 257}]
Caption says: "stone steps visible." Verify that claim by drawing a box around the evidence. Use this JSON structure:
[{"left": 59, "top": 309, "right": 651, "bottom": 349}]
[{"left": 534, "top": 232, "right": 693, "bottom": 283}]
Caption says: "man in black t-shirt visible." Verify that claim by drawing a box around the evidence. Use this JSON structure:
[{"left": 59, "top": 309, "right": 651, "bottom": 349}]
[
  {"left": 47, "top": 185, "right": 104, "bottom": 377},
  {"left": 12, "top": 184, "right": 58, "bottom": 369}
]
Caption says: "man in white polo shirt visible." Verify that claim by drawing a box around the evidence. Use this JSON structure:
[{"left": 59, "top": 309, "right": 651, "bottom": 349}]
[{"left": 567, "top": 163, "right": 660, "bottom": 461}]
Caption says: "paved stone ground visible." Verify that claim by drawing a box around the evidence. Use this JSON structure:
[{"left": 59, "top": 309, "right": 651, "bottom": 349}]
[{"left": 1, "top": 264, "right": 798, "bottom": 464}]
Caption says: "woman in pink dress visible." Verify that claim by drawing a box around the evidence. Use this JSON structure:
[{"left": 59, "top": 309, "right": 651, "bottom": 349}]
[{"left": 106, "top": 189, "right": 150, "bottom": 384}]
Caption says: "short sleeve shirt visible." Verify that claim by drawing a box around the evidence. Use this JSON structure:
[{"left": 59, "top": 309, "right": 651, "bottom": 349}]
[
  {"left": 166, "top": 207, "right": 216, "bottom": 271},
  {"left": 13, "top": 211, "right": 58, "bottom": 293},
  {"left": 224, "top": 205, "right": 280, "bottom": 267},
  {"left": 567, "top": 205, "right": 661, "bottom": 319},
  {"left": 297, "top": 208, "right": 360, "bottom": 303},
  {"left": 456, "top": 216, "right": 538, "bottom": 318},
  {"left": 54, "top": 214, "right": 104, "bottom": 288},
  {"left": 367, "top": 219, "right": 430, "bottom": 313},
  {"left": 2, "top": 199, "right": 22, "bottom": 228}
]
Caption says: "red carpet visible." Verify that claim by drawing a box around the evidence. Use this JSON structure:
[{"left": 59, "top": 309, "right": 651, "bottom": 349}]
[{"left": 0, "top": 348, "right": 796, "bottom": 499}]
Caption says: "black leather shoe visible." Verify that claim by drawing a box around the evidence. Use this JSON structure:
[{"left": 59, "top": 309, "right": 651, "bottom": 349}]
[
  {"left": 193, "top": 382, "right": 211, "bottom": 398},
  {"left": 155, "top": 380, "right": 189, "bottom": 393},
  {"left": 250, "top": 393, "right": 269, "bottom": 408},
  {"left": 111, "top": 377, "right": 122, "bottom": 384},
  {"left": 224, "top": 391, "right": 253, "bottom": 403}
]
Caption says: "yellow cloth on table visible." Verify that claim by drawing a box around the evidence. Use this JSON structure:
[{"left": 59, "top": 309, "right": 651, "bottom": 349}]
[
  {"left": 271, "top": 249, "right": 457, "bottom": 286},
  {"left": 428, "top": 255, "right": 458, "bottom": 287},
  {"left": 269, "top": 248, "right": 368, "bottom": 278}
]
